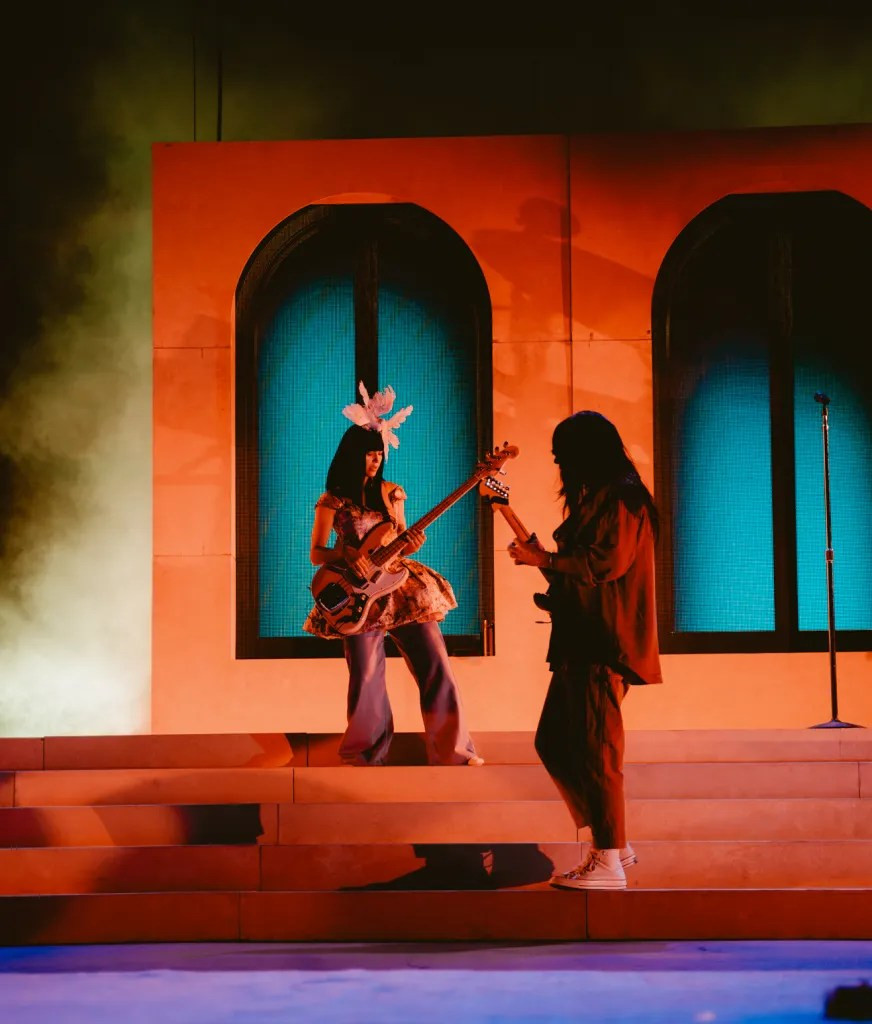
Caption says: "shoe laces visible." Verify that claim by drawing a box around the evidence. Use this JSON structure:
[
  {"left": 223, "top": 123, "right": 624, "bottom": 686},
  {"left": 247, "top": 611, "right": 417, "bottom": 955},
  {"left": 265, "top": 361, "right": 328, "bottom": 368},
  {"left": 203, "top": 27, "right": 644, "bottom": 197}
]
[
  {"left": 564, "top": 849, "right": 603, "bottom": 880},
  {"left": 582, "top": 849, "right": 607, "bottom": 873}
]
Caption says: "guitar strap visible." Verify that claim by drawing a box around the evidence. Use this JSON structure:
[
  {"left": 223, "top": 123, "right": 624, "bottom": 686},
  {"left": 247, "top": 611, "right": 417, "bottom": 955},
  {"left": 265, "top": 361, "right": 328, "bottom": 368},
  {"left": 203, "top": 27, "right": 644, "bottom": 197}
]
[
  {"left": 380, "top": 479, "right": 393, "bottom": 513},
  {"left": 380, "top": 480, "right": 404, "bottom": 526}
]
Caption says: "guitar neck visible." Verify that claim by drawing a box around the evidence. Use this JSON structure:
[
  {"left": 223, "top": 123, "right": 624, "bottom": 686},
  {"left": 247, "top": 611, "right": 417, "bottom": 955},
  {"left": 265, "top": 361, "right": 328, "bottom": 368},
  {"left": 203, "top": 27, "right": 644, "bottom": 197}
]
[
  {"left": 491, "top": 502, "right": 552, "bottom": 583},
  {"left": 372, "top": 476, "right": 480, "bottom": 565},
  {"left": 494, "top": 503, "right": 533, "bottom": 543}
]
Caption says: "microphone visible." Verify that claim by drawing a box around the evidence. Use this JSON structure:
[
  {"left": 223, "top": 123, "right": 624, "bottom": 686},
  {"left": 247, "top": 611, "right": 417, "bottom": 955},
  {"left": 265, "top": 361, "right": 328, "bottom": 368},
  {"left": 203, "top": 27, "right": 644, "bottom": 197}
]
[{"left": 814, "top": 392, "right": 831, "bottom": 405}]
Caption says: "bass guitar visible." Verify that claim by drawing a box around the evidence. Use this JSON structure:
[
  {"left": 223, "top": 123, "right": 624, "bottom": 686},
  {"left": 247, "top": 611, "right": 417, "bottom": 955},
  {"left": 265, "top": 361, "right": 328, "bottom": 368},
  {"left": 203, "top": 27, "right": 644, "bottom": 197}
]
[
  {"left": 479, "top": 473, "right": 553, "bottom": 612},
  {"left": 311, "top": 443, "right": 519, "bottom": 635}
]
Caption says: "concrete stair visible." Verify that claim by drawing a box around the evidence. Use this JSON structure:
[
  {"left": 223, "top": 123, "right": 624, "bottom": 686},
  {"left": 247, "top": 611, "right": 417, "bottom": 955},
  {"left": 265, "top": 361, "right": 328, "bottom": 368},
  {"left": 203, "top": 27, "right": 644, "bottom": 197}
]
[
  {"left": 3, "top": 797, "right": 871, "bottom": 846},
  {"left": 3, "top": 839, "right": 871, "bottom": 895},
  {"left": 0, "top": 729, "right": 870, "bottom": 943},
  {"left": 5, "top": 760, "right": 865, "bottom": 807},
  {"left": 0, "top": 802, "right": 280, "bottom": 847},
  {"left": 4, "top": 729, "right": 870, "bottom": 770},
  {"left": 2, "top": 889, "right": 871, "bottom": 944}
]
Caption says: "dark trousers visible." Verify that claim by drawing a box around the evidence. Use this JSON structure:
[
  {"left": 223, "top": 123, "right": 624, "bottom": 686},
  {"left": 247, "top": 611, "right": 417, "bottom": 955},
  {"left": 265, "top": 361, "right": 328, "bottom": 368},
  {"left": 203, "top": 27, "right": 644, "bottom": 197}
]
[
  {"left": 534, "top": 663, "right": 629, "bottom": 849},
  {"left": 340, "top": 620, "right": 477, "bottom": 766}
]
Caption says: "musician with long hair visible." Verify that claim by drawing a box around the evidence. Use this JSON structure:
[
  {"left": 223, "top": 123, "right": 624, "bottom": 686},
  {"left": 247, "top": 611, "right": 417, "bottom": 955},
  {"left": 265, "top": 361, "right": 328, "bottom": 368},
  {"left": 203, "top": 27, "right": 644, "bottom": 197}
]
[
  {"left": 303, "top": 385, "right": 482, "bottom": 767},
  {"left": 509, "top": 411, "right": 662, "bottom": 889}
]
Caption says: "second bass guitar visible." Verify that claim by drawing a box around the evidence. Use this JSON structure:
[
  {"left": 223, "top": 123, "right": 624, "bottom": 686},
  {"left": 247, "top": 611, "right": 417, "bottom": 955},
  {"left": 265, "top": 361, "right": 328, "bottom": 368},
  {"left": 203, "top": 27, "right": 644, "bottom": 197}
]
[{"left": 479, "top": 473, "right": 553, "bottom": 612}]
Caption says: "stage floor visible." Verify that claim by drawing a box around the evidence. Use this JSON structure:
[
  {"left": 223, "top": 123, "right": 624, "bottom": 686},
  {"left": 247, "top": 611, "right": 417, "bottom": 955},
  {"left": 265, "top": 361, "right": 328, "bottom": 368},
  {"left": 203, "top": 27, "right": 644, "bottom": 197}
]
[{"left": 2, "top": 940, "right": 871, "bottom": 1023}]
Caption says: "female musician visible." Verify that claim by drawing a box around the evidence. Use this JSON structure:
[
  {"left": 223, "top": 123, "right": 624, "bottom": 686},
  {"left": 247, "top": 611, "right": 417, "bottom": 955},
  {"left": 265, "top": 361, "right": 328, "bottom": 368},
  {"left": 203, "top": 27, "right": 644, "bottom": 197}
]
[
  {"left": 303, "top": 384, "right": 483, "bottom": 767},
  {"left": 508, "top": 411, "right": 661, "bottom": 889}
]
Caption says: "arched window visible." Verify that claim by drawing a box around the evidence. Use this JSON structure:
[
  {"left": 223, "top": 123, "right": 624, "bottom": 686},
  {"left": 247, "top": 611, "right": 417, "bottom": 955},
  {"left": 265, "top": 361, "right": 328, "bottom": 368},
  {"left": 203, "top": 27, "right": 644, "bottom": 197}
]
[
  {"left": 653, "top": 192, "right": 872, "bottom": 653},
  {"left": 235, "top": 204, "right": 494, "bottom": 658}
]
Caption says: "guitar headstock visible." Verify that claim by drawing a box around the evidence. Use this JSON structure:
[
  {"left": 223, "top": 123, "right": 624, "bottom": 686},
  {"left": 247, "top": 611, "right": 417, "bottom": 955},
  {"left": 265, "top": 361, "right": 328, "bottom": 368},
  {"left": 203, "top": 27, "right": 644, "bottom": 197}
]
[
  {"left": 475, "top": 442, "right": 519, "bottom": 479},
  {"left": 479, "top": 474, "right": 510, "bottom": 506}
]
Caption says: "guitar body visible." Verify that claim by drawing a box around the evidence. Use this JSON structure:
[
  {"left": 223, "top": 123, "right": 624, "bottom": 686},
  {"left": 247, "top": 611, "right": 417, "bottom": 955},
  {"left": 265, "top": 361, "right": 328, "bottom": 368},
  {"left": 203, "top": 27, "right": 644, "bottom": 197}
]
[{"left": 310, "top": 521, "right": 409, "bottom": 636}]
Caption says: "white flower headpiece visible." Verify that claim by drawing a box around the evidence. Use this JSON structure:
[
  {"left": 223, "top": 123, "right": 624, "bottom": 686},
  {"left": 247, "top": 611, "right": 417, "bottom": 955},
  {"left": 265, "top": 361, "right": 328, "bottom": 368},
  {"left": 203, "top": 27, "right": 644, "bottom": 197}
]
[{"left": 341, "top": 381, "right": 413, "bottom": 459}]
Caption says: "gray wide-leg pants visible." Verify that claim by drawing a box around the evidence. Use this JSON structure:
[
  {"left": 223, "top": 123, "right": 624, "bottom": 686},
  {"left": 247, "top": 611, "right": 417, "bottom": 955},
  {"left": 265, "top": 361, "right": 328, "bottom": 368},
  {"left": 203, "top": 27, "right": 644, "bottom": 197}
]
[{"left": 340, "top": 619, "right": 478, "bottom": 766}]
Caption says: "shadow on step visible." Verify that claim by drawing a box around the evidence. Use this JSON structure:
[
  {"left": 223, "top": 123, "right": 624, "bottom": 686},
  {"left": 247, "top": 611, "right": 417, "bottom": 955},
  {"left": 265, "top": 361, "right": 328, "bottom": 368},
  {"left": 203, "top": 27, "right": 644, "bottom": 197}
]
[
  {"left": 341, "top": 844, "right": 557, "bottom": 891},
  {"left": 1, "top": 784, "right": 269, "bottom": 944},
  {"left": 2, "top": 803, "right": 267, "bottom": 848},
  {"left": 175, "top": 805, "right": 266, "bottom": 844}
]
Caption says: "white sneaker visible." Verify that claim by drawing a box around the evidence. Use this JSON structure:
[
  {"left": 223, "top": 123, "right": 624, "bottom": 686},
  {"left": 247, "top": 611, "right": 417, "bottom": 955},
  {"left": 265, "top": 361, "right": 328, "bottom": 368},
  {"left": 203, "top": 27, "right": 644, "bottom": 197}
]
[
  {"left": 550, "top": 848, "right": 627, "bottom": 890},
  {"left": 620, "top": 843, "right": 638, "bottom": 868}
]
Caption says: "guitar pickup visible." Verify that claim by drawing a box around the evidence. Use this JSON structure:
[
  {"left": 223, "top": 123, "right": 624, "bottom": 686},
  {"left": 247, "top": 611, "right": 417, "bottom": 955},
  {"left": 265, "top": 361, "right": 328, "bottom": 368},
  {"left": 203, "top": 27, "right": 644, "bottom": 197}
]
[{"left": 316, "top": 582, "right": 350, "bottom": 613}]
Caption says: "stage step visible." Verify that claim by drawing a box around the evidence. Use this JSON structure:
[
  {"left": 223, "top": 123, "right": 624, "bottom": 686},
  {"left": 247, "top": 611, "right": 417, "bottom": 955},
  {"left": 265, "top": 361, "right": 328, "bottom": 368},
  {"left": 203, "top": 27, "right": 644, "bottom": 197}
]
[
  {"left": 1, "top": 888, "right": 870, "bottom": 944},
  {"left": 306, "top": 729, "right": 872, "bottom": 765},
  {"left": 0, "top": 734, "right": 300, "bottom": 771},
  {"left": 259, "top": 839, "right": 872, "bottom": 892},
  {"left": 5, "top": 761, "right": 865, "bottom": 808},
  {"left": 2, "top": 730, "right": 870, "bottom": 771},
  {"left": 3, "top": 796, "right": 870, "bottom": 848},
  {"left": 0, "top": 800, "right": 575, "bottom": 847},
  {"left": 8, "top": 768, "right": 294, "bottom": 807},
  {"left": 1, "top": 840, "right": 870, "bottom": 895},
  {"left": 628, "top": 796, "right": 872, "bottom": 841},
  {"left": 0, "top": 845, "right": 260, "bottom": 894},
  {"left": 0, "top": 803, "right": 280, "bottom": 847},
  {"left": 292, "top": 762, "right": 865, "bottom": 802},
  {"left": 277, "top": 797, "right": 872, "bottom": 844}
]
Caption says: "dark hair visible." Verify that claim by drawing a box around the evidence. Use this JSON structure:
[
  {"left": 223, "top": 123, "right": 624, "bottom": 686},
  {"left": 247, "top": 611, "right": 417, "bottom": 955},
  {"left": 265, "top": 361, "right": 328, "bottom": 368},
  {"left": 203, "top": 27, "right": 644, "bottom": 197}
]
[
  {"left": 326, "top": 425, "right": 387, "bottom": 511},
  {"left": 552, "top": 411, "right": 659, "bottom": 537}
]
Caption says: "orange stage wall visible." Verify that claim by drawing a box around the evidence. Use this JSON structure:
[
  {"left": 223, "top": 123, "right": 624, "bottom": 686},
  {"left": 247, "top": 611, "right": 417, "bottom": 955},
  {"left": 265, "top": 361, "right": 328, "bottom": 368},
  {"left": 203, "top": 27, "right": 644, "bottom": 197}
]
[{"left": 152, "top": 126, "right": 872, "bottom": 735}]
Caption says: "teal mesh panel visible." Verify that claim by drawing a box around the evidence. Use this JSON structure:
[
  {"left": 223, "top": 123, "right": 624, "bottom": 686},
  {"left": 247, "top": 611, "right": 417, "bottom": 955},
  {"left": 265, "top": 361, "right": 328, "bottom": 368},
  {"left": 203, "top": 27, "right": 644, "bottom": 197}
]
[
  {"left": 258, "top": 276, "right": 355, "bottom": 637},
  {"left": 673, "top": 330, "right": 776, "bottom": 631},
  {"left": 377, "top": 282, "right": 480, "bottom": 636},
  {"left": 794, "top": 344, "right": 872, "bottom": 631}
]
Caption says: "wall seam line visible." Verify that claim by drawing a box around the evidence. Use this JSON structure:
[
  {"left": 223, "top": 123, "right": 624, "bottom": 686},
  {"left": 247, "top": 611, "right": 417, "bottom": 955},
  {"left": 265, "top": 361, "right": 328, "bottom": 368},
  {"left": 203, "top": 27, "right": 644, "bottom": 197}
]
[{"left": 565, "top": 133, "right": 574, "bottom": 414}]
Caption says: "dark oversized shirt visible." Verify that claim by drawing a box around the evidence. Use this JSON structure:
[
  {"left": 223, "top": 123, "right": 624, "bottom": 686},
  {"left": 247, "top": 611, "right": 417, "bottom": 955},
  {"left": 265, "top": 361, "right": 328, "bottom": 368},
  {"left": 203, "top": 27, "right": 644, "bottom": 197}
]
[{"left": 547, "top": 482, "right": 662, "bottom": 686}]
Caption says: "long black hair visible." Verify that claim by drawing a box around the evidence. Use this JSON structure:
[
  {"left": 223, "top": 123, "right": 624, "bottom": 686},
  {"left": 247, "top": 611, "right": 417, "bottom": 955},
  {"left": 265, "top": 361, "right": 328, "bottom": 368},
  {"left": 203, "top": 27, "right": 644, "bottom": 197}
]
[
  {"left": 325, "top": 425, "right": 387, "bottom": 512},
  {"left": 552, "top": 411, "right": 659, "bottom": 537}
]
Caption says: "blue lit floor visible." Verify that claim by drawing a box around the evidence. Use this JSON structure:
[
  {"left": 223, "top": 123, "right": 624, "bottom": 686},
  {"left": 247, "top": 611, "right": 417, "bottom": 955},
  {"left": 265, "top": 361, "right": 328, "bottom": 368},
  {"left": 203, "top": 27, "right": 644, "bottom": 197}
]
[{"left": 2, "top": 941, "right": 872, "bottom": 1023}]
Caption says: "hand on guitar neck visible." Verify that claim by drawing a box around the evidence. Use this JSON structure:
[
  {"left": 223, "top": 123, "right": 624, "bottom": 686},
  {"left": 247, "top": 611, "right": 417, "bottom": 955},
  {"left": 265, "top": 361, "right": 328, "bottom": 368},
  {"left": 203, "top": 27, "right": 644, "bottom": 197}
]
[
  {"left": 507, "top": 534, "right": 550, "bottom": 568},
  {"left": 343, "top": 525, "right": 425, "bottom": 579},
  {"left": 341, "top": 545, "right": 373, "bottom": 580}
]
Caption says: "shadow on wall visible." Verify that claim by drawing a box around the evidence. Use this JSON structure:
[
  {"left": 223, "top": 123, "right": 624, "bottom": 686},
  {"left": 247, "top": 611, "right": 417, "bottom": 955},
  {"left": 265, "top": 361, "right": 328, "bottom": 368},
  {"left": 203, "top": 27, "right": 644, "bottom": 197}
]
[{"left": 472, "top": 198, "right": 653, "bottom": 341}]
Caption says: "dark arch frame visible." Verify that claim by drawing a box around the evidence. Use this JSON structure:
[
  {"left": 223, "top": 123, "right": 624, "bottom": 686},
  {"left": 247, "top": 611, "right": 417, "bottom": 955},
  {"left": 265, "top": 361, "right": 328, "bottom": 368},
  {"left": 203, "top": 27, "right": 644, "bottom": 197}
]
[
  {"left": 652, "top": 190, "right": 872, "bottom": 655},
  {"left": 235, "top": 203, "right": 495, "bottom": 659}
]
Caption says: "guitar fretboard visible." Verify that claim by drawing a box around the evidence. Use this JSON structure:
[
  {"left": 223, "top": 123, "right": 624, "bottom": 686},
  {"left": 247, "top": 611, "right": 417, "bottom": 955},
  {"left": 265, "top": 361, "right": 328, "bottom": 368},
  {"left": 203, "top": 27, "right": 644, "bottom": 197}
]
[
  {"left": 489, "top": 502, "right": 552, "bottom": 583},
  {"left": 371, "top": 476, "right": 480, "bottom": 566},
  {"left": 495, "top": 504, "right": 533, "bottom": 543}
]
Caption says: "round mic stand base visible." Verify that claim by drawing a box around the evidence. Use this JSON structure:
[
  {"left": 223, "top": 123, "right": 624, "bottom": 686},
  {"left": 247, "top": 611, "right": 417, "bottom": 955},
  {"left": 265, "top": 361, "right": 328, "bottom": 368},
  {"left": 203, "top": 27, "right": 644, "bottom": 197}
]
[{"left": 810, "top": 717, "right": 863, "bottom": 730}]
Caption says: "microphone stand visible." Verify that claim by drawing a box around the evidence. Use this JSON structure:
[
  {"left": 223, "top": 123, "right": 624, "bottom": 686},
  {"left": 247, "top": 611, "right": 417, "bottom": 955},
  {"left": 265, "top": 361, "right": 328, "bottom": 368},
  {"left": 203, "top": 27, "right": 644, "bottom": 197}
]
[{"left": 810, "top": 393, "right": 861, "bottom": 729}]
